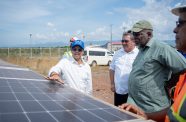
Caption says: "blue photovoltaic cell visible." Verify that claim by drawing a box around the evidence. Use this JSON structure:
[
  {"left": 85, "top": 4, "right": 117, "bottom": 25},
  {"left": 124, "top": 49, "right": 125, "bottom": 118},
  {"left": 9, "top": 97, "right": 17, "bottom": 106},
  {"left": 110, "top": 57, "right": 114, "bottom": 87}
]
[{"left": 0, "top": 60, "right": 146, "bottom": 122}]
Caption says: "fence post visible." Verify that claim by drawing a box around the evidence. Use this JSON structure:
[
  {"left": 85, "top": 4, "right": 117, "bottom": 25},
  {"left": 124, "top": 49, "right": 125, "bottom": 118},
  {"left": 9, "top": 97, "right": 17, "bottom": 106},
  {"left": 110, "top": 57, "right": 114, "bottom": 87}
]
[
  {"left": 30, "top": 48, "right": 32, "bottom": 58},
  {"left": 58, "top": 48, "right": 60, "bottom": 58},
  {"left": 40, "top": 47, "right": 42, "bottom": 57},
  {"left": 19, "top": 48, "right": 21, "bottom": 57},
  {"left": 49, "top": 47, "right": 51, "bottom": 57},
  {"left": 7, "top": 48, "right": 9, "bottom": 58}
]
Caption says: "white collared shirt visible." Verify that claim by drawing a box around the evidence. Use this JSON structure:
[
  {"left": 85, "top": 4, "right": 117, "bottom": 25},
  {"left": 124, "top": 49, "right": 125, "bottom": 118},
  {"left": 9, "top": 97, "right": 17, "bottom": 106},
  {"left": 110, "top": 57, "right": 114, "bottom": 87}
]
[
  {"left": 49, "top": 57, "right": 92, "bottom": 95},
  {"left": 109, "top": 47, "right": 139, "bottom": 94}
]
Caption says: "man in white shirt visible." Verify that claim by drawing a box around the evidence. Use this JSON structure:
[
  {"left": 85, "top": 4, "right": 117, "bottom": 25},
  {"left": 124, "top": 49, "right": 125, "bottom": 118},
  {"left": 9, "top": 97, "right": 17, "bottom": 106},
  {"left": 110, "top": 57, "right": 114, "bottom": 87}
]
[
  {"left": 47, "top": 40, "right": 92, "bottom": 95},
  {"left": 109, "top": 32, "right": 139, "bottom": 106}
]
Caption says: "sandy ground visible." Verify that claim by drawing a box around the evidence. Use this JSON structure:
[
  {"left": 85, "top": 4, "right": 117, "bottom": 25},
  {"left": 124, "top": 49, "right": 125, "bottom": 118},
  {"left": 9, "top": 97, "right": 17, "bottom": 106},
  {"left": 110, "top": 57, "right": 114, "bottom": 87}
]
[{"left": 91, "top": 66, "right": 114, "bottom": 105}]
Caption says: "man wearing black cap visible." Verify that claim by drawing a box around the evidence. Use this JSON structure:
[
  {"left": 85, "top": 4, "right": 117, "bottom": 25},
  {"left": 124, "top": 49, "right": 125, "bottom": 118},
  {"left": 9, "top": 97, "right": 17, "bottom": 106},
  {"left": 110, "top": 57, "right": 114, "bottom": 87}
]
[
  {"left": 119, "top": 1, "right": 186, "bottom": 121},
  {"left": 47, "top": 40, "right": 92, "bottom": 95}
]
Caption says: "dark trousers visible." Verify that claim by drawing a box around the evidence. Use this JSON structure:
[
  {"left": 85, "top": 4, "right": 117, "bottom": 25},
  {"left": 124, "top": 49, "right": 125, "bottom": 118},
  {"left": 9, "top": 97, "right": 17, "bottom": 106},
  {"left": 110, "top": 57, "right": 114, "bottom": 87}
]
[{"left": 114, "top": 92, "right": 128, "bottom": 106}]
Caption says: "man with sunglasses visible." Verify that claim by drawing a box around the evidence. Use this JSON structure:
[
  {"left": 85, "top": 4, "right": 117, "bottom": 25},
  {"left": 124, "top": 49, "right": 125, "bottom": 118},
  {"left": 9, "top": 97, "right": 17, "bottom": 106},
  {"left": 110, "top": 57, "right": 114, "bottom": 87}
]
[
  {"left": 47, "top": 40, "right": 92, "bottom": 95},
  {"left": 109, "top": 32, "right": 139, "bottom": 106},
  {"left": 121, "top": 19, "right": 186, "bottom": 121},
  {"left": 119, "top": 1, "right": 186, "bottom": 122}
]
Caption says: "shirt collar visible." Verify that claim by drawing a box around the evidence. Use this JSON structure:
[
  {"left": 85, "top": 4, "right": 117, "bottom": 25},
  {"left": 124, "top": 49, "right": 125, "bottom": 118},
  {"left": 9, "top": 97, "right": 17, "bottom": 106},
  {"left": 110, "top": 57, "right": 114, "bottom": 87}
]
[
  {"left": 69, "top": 57, "right": 85, "bottom": 65},
  {"left": 122, "top": 46, "right": 138, "bottom": 54},
  {"left": 146, "top": 39, "right": 154, "bottom": 47},
  {"left": 139, "top": 39, "right": 154, "bottom": 51}
]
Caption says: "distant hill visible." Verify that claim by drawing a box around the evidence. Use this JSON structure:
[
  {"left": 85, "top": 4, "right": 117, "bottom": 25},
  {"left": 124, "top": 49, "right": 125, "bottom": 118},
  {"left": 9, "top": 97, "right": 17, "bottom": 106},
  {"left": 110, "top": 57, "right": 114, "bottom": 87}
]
[
  {"left": 21, "top": 41, "right": 68, "bottom": 48},
  {"left": 22, "top": 40, "right": 111, "bottom": 48},
  {"left": 0, "top": 40, "right": 175, "bottom": 48}
]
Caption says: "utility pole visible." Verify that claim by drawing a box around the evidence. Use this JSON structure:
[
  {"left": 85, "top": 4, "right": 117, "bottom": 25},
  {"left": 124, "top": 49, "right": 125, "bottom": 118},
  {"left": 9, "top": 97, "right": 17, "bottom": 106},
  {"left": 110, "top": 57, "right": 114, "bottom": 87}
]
[
  {"left": 82, "top": 32, "right": 85, "bottom": 41},
  {"left": 30, "top": 34, "right": 32, "bottom": 58},
  {"left": 110, "top": 24, "right": 113, "bottom": 53},
  {"left": 123, "top": 26, "right": 126, "bottom": 33}
]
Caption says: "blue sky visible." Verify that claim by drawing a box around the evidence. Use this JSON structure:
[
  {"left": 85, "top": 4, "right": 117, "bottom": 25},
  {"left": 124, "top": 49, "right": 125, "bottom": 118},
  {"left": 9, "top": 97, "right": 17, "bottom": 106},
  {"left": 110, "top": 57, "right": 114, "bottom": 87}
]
[{"left": 0, "top": 0, "right": 182, "bottom": 47}]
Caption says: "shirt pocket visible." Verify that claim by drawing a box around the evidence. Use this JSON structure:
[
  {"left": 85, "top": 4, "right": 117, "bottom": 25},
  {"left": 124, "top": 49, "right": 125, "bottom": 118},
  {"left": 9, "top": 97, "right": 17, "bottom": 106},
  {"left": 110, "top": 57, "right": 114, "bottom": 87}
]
[
  {"left": 142, "top": 57, "right": 159, "bottom": 71},
  {"left": 130, "top": 79, "right": 147, "bottom": 96}
]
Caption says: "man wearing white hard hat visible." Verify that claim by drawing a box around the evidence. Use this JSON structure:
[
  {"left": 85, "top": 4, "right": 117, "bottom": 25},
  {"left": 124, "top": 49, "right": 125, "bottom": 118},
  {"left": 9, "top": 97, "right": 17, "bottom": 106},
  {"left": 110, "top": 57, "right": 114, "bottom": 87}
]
[
  {"left": 63, "top": 37, "right": 79, "bottom": 58},
  {"left": 172, "top": 0, "right": 186, "bottom": 58},
  {"left": 165, "top": 1, "right": 186, "bottom": 121},
  {"left": 119, "top": 1, "right": 186, "bottom": 122}
]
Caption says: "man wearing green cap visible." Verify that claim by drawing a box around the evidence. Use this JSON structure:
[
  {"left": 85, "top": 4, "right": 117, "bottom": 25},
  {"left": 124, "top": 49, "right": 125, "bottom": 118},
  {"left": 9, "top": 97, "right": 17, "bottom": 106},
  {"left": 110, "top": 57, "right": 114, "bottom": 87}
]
[
  {"left": 119, "top": 1, "right": 186, "bottom": 121},
  {"left": 124, "top": 20, "right": 186, "bottom": 121}
]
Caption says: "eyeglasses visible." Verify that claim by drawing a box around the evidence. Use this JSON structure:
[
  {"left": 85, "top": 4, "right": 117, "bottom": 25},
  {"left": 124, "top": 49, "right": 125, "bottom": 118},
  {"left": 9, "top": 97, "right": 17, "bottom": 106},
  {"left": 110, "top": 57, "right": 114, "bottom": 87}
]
[
  {"left": 72, "top": 48, "right": 83, "bottom": 52},
  {"left": 176, "top": 20, "right": 186, "bottom": 27},
  {"left": 121, "top": 40, "right": 129, "bottom": 43},
  {"left": 132, "top": 32, "right": 141, "bottom": 37}
]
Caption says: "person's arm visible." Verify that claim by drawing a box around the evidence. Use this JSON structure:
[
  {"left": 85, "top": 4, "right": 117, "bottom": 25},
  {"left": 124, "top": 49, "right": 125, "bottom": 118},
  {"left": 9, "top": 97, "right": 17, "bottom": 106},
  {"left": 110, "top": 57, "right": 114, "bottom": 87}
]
[
  {"left": 109, "top": 69, "right": 115, "bottom": 92},
  {"left": 119, "top": 103, "right": 169, "bottom": 122},
  {"left": 145, "top": 108, "right": 169, "bottom": 122},
  {"left": 87, "top": 66, "right": 93, "bottom": 95},
  {"left": 46, "top": 59, "right": 65, "bottom": 84}
]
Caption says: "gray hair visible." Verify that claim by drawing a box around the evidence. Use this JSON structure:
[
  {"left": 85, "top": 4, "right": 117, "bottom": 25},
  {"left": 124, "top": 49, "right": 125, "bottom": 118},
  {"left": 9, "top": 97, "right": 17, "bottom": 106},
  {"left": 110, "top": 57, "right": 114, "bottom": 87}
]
[{"left": 122, "top": 32, "right": 135, "bottom": 41}]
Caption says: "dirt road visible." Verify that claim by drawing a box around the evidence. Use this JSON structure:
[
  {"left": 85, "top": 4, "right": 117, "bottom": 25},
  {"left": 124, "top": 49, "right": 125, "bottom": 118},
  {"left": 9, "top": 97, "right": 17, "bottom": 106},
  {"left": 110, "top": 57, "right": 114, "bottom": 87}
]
[{"left": 91, "top": 66, "right": 114, "bottom": 104}]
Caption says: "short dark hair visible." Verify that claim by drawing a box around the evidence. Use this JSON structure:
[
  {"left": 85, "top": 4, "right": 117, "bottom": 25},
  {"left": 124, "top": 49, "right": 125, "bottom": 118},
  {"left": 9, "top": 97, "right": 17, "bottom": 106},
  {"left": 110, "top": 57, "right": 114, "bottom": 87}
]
[
  {"left": 127, "top": 30, "right": 132, "bottom": 33},
  {"left": 179, "top": 7, "right": 186, "bottom": 13}
]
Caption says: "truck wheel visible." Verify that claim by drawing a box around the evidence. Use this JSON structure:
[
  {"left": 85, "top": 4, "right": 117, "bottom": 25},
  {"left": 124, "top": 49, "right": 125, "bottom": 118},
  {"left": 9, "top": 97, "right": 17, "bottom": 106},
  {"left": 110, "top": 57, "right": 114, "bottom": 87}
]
[
  {"left": 91, "top": 61, "right": 97, "bottom": 67},
  {"left": 108, "top": 60, "right": 111, "bottom": 66}
]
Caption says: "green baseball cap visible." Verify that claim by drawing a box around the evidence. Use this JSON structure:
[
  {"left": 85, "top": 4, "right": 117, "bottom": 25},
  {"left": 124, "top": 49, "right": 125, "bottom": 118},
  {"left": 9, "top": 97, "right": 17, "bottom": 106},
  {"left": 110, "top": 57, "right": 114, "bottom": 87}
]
[{"left": 131, "top": 20, "right": 153, "bottom": 32}]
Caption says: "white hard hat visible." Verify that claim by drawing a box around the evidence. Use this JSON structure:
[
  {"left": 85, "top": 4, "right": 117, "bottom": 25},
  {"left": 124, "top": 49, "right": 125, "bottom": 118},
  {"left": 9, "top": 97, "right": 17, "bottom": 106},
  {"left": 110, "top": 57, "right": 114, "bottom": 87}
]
[
  {"left": 172, "top": 0, "right": 186, "bottom": 16},
  {"left": 70, "top": 37, "right": 79, "bottom": 42}
]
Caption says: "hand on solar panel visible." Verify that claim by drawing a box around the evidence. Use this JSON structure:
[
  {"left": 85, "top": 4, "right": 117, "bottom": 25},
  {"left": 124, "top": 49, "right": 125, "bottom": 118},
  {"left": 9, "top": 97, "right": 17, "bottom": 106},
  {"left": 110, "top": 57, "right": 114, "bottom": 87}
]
[
  {"left": 45, "top": 75, "right": 64, "bottom": 85},
  {"left": 118, "top": 103, "right": 147, "bottom": 119}
]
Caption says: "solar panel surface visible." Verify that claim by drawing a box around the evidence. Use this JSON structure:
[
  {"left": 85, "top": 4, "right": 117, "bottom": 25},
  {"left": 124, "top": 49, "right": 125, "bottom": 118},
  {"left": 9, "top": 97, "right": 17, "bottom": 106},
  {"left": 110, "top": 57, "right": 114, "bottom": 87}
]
[{"left": 0, "top": 59, "right": 149, "bottom": 122}]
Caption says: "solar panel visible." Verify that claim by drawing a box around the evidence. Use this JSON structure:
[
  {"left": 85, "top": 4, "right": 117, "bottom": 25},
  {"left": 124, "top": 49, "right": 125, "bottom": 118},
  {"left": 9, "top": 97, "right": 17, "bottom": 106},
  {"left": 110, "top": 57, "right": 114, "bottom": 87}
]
[{"left": 0, "top": 59, "right": 150, "bottom": 122}]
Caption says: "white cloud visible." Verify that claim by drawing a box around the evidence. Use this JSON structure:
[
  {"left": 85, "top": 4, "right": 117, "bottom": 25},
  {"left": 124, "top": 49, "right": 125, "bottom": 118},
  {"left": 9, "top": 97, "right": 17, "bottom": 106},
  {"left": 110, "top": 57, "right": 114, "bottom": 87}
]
[
  {"left": 174, "top": 2, "right": 182, "bottom": 7},
  {"left": 142, "top": 0, "right": 156, "bottom": 5},
  {"left": 113, "top": 0, "right": 177, "bottom": 40},
  {"left": 47, "top": 22, "right": 55, "bottom": 28},
  {"left": 35, "top": 33, "right": 49, "bottom": 40},
  {"left": 87, "top": 26, "right": 110, "bottom": 40},
  {"left": 35, "top": 31, "right": 70, "bottom": 41},
  {"left": 0, "top": 0, "right": 179, "bottom": 47},
  {"left": 32, "top": 0, "right": 179, "bottom": 43}
]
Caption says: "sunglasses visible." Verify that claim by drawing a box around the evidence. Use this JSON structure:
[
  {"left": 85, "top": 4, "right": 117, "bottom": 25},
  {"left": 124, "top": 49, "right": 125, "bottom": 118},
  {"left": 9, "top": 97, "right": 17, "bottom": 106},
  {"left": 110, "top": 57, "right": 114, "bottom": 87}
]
[
  {"left": 121, "top": 40, "right": 129, "bottom": 43},
  {"left": 72, "top": 48, "right": 83, "bottom": 52},
  {"left": 132, "top": 32, "right": 141, "bottom": 37},
  {"left": 176, "top": 20, "right": 186, "bottom": 27}
]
